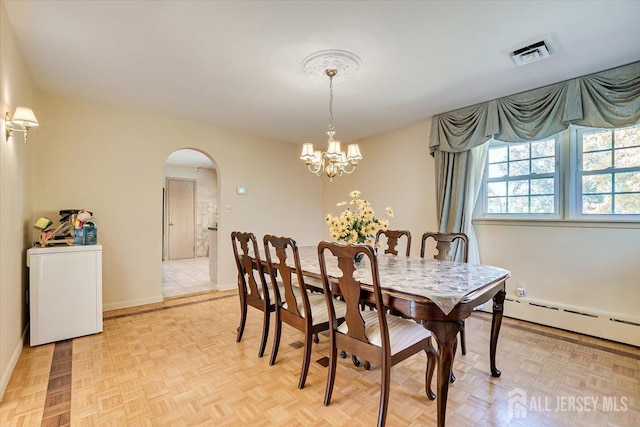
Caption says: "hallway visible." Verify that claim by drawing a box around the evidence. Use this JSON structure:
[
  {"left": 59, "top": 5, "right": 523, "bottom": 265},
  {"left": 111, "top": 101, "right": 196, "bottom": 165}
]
[{"left": 162, "top": 257, "right": 215, "bottom": 298}]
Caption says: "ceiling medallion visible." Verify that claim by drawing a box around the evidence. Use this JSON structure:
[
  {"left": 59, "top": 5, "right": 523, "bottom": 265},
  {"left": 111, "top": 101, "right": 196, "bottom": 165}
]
[{"left": 301, "top": 49, "right": 362, "bottom": 83}]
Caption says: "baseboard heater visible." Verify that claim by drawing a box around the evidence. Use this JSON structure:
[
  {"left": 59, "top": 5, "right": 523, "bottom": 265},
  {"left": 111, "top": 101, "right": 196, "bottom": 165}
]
[{"left": 499, "top": 297, "right": 640, "bottom": 347}]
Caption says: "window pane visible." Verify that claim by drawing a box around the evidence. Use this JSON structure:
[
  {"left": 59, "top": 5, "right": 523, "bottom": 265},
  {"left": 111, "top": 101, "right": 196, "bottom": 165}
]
[
  {"left": 488, "top": 181, "right": 507, "bottom": 197},
  {"left": 508, "top": 180, "right": 529, "bottom": 196},
  {"left": 488, "top": 162, "right": 508, "bottom": 178},
  {"left": 531, "top": 157, "right": 555, "bottom": 174},
  {"left": 483, "top": 136, "right": 560, "bottom": 218},
  {"left": 583, "top": 151, "right": 611, "bottom": 171},
  {"left": 615, "top": 171, "right": 640, "bottom": 192},
  {"left": 489, "top": 146, "right": 508, "bottom": 163},
  {"left": 614, "top": 126, "right": 640, "bottom": 148},
  {"left": 530, "top": 178, "right": 554, "bottom": 195},
  {"left": 614, "top": 194, "right": 640, "bottom": 214},
  {"left": 583, "top": 174, "right": 612, "bottom": 194},
  {"left": 530, "top": 196, "right": 554, "bottom": 213},
  {"left": 509, "top": 160, "right": 530, "bottom": 176},
  {"left": 508, "top": 196, "right": 529, "bottom": 213},
  {"left": 487, "top": 197, "right": 507, "bottom": 213},
  {"left": 531, "top": 139, "right": 555, "bottom": 157},
  {"left": 582, "top": 195, "right": 612, "bottom": 214},
  {"left": 509, "top": 144, "right": 529, "bottom": 160},
  {"left": 577, "top": 125, "right": 640, "bottom": 218},
  {"left": 614, "top": 146, "right": 640, "bottom": 168},
  {"left": 582, "top": 130, "right": 612, "bottom": 152}
]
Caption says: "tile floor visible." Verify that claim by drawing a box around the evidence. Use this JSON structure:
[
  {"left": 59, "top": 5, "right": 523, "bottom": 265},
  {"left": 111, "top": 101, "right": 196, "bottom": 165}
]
[{"left": 161, "top": 256, "right": 215, "bottom": 298}]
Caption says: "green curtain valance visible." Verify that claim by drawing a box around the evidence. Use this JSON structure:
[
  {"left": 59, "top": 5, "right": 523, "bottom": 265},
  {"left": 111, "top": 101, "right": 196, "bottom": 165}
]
[{"left": 429, "top": 61, "right": 640, "bottom": 153}]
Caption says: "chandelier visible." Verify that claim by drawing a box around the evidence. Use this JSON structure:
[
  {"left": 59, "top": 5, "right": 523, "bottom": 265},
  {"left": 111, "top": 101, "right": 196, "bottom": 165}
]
[{"left": 299, "top": 50, "right": 362, "bottom": 181}]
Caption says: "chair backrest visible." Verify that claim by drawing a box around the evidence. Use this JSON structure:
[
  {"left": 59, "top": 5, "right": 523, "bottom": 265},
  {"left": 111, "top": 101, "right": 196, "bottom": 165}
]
[
  {"left": 263, "top": 235, "right": 311, "bottom": 319},
  {"left": 317, "top": 242, "right": 390, "bottom": 351},
  {"left": 420, "top": 232, "right": 469, "bottom": 262},
  {"left": 231, "top": 231, "right": 270, "bottom": 302},
  {"left": 375, "top": 229, "right": 412, "bottom": 256}
]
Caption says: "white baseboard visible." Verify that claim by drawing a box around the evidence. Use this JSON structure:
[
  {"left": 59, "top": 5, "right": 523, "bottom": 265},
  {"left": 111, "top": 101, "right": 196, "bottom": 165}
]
[
  {"left": 215, "top": 282, "right": 236, "bottom": 292},
  {"left": 490, "top": 297, "right": 640, "bottom": 347},
  {"left": 0, "top": 324, "right": 28, "bottom": 402},
  {"left": 102, "top": 295, "right": 164, "bottom": 311}
]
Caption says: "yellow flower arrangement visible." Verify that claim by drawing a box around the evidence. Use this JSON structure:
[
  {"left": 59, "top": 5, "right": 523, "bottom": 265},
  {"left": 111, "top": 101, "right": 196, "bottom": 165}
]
[{"left": 325, "top": 190, "right": 394, "bottom": 245}]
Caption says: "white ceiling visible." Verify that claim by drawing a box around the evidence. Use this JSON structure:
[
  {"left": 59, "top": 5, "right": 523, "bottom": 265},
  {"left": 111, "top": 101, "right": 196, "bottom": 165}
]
[{"left": 5, "top": 1, "right": 640, "bottom": 147}]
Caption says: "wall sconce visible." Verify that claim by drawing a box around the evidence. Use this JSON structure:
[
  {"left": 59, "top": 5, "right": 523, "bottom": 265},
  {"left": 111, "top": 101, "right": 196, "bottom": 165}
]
[{"left": 5, "top": 106, "right": 39, "bottom": 144}]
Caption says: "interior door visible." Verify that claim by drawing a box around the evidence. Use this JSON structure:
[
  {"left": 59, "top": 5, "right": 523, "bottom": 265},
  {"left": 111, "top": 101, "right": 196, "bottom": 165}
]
[{"left": 167, "top": 178, "right": 196, "bottom": 260}]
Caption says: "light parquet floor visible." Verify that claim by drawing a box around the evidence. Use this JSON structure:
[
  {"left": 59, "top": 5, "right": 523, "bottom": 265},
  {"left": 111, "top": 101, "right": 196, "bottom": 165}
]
[{"left": 1, "top": 291, "right": 638, "bottom": 426}]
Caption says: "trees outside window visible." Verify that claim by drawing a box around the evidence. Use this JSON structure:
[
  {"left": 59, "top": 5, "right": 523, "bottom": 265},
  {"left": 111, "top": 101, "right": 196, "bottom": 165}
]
[{"left": 576, "top": 126, "right": 640, "bottom": 217}]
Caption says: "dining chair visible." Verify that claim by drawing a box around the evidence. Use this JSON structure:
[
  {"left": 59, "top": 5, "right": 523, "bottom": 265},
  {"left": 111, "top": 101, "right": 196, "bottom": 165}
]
[
  {"left": 318, "top": 241, "right": 436, "bottom": 427},
  {"left": 263, "top": 235, "right": 347, "bottom": 389},
  {"left": 374, "top": 229, "right": 412, "bottom": 256},
  {"left": 231, "top": 231, "right": 275, "bottom": 358},
  {"left": 373, "top": 229, "right": 411, "bottom": 317},
  {"left": 420, "top": 231, "right": 469, "bottom": 355}
]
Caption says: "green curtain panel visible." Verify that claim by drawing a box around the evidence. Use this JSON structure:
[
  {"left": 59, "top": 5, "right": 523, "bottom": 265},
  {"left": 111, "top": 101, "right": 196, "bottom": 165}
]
[{"left": 429, "top": 61, "right": 640, "bottom": 153}]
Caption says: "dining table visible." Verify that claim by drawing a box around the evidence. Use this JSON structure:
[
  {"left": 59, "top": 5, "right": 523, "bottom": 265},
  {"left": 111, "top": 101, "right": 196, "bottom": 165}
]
[{"left": 292, "top": 245, "right": 510, "bottom": 427}]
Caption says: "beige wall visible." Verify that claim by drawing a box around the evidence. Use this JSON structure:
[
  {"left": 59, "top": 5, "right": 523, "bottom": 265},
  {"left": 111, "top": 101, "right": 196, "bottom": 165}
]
[
  {"left": 33, "top": 91, "right": 324, "bottom": 309},
  {"left": 475, "top": 222, "right": 640, "bottom": 344},
  {"left": 0, "top": 2, "right": 37, "bottom": 399},
  {"left": 322, "top": 120, "right": 439, "bottom": 255},
  {"left": 475, "top": 223, "right": 639, "bottom": 317}
]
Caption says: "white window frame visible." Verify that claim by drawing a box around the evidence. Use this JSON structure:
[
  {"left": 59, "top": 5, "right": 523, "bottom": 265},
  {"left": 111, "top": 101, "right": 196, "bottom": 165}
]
[
  {"left": 478, "top": 137, "right": 562, "bottom": 220},
  {"left": 570, "top": 125, "right": 640, "bottom": 221},
  {"left": 476, "top": 124, "right": 640, "bottom": 223}
]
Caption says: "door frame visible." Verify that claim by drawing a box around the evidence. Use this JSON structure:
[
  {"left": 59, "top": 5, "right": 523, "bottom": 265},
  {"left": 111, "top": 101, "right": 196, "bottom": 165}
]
[{"left": 164, "top": 177, "right": 197, "bottom": 260}]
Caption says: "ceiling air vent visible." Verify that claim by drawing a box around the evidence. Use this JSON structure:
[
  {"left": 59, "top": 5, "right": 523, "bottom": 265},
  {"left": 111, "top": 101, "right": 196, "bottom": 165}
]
[{"left": 511, "top": 40, "right": 550, "bottom": 66}]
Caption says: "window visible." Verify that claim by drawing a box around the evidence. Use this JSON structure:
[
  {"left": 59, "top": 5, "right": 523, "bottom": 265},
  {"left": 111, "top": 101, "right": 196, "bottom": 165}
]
[
  {"left": 482, "top": 137, "right": 559, "bottom": 218},
  {"left": 575, "top": 126, "right": 640, "bottom": 218},
  {"left": 478, "top": 124, "right": 640, "bottom": 221}
]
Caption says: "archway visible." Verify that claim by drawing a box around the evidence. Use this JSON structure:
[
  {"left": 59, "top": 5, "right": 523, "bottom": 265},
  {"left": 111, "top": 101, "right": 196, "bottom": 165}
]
[{"left": 162, "top": 148, "right": 219, "bottom": 298}]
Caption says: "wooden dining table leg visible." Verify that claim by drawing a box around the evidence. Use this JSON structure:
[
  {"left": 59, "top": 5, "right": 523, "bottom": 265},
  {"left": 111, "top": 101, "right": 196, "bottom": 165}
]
[
  {"left": 422, "top": 319, "right": 463, "bottom": 427},
  {"left": 490, "top": 288, "right": 506, "bottom": 377}
]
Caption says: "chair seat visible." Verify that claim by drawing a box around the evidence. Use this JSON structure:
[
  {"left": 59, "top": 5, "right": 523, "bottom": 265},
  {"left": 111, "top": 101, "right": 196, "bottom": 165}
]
[
  {"left": 338, "top": 310, "right": 431, "bottom": 355},
  {"left": 298, "top": 292, "right": 347, "bottom": 326},
  {"left": 279, "top": 284, "right": 347, "bottom": 326},
  {"left": 302, "top": 276, "right": 324, "bottom": 292}
]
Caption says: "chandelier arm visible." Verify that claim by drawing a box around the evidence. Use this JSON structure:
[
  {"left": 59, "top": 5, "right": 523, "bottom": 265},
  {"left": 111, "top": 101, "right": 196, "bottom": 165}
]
[
  {"left": 307, "top": 151, "right": 329, "bottom": 176},
  {"left": 339, "top": 164, "right": 357, "bottom": 174},
  {"left": 307, "top": 163, "right": 323, "bottom": 176}
]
